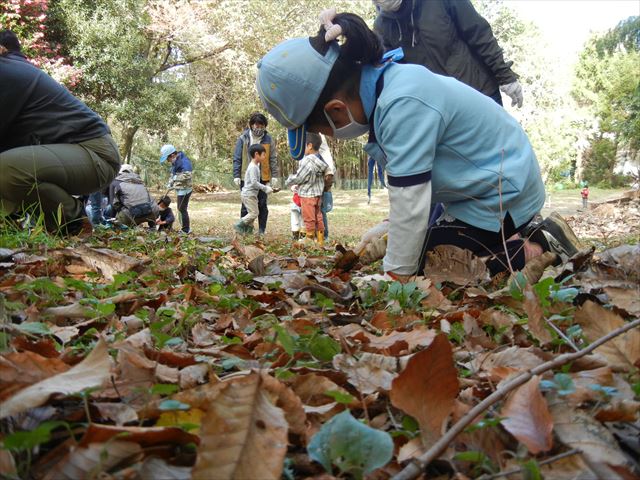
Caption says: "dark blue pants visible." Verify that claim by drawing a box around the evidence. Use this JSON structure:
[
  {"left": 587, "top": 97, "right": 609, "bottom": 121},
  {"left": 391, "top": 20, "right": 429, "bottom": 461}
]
[{"left": 177, "top": 191, "right": 191, "bottom": 233}]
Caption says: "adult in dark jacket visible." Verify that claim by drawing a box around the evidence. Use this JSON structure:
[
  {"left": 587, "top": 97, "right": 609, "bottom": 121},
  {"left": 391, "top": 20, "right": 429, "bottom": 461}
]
[
  {"left": 0, "top": 53, "right": 120, "bottom": 235},
  {"left": 232, "top": 112, "right": 279, "bottom": 235},
  {"left": 111, "top": 164, "right": 159, "bottom": 227},
  {"left": 373, "top": 0, "right": 523, "bottom": 107},
  {"left": 160, "top": 144, "right": 193, "bottom": 234}
]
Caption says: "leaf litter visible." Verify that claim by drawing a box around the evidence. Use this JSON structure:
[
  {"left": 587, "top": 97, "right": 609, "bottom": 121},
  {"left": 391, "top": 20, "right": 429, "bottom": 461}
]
[{"left": 0, "top": 227, "right": 638, "bottom": 480}]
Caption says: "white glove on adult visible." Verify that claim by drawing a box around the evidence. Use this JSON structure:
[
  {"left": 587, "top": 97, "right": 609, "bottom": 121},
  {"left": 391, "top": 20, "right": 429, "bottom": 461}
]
[
  {"left": 233, "top": 178, "right": 241, "bottom": 187},
  {"left": 500, "top": 81, "right": 524, "bottom": 108},
  {"left": 264, "top": 186, "right": 274, "bottom": 195},
  {"left": 270, "top": 178, "right": 280, "bottom": 191}
]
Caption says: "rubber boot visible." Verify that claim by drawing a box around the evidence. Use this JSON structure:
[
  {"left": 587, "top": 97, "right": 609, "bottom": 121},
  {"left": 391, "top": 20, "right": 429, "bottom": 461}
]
[{"left": 316, "top": 230, "right": 324, "bottom": 247}]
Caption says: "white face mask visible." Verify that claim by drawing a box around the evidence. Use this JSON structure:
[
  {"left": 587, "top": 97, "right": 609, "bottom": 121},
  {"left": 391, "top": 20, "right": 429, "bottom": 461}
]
[
  {"left": 324, "top": 105, "right": 369, "bottom": 140},
  {"left": 373, "top": 0, "right": 403, "bottom": 13}
]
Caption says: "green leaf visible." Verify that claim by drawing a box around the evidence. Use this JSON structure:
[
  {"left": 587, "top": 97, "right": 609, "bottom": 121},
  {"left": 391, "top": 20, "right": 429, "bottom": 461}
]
[
  {"left": 308, "top": 410, "right": 393, "bottom": 479},
  {"left": 273, "top": 324, "right": 295, "bottom": 356},
  {"left": 401, "top": 415, "right": 419, "bottom": 432},
  {"left": 324, "top": 390, "right": 355, "bottom": 404},
  {"left": 17, "top": 322, "right": 51, "bottom": 335},
  {"left": 3, "top": 421, "right": 67, "bottom": 451},
  {"left": 550, "top": 287, "right": 579, "bottom": 303},
  {"left": 94, "top": 302, "right": 116, "bottom": 316},
  {"left": 509, "top": 272, "right": 527, "bottom": 300},
  {"left": 159, "top": 399, "right": 191, "bottom": 411},
  {"left": 453, "top": 451, "right": 489, "bottom": 463},
  {"left": 151, "top": 383, "right": 180, "bottom": 395},
  {"left": 553, "top": 373, "right": 576, "bottom": 396},
  {"left": 308, "top": 335, "right": 341, "bottom": 361},
  {"left": 522, "top": 459, "right": 543, "bottom": 480}
]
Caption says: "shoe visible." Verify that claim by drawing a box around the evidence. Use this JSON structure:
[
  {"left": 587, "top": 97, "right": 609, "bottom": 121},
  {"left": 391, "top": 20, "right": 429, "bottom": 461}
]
[
  {"left": 66, "top": 216, "right": 93, "bottom": 238},
  {"left": 233, "top": 221, "right": 246, "bottom": 234},
  {"left": 527, "top": 212, "right": 581, "bottom": 265},
  {"left": 316, "top": 230, "right": 324, "bottom": 247}
]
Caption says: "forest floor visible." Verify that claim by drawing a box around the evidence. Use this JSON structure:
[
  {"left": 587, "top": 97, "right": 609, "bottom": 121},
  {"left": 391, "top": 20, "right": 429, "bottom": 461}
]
[{"left": 0, "top": 186, "right": 638, "bottom": 479}]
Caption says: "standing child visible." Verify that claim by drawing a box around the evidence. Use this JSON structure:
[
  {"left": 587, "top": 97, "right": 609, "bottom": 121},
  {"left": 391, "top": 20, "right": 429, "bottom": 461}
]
[
  {"left": 285, "top": 132, "right": 329, "bottom": 246},
  {"left": 290, "top": 186, "right": 304, "bottom": 240},
  {"left": 235, "top": 144, "right": 273, "bottom": 234},
  {"left": 156, "top": 196, "right": 175, "bottom": 231},
  {"left": 581, "top": 183, "right": 589, "bottom": 209}
]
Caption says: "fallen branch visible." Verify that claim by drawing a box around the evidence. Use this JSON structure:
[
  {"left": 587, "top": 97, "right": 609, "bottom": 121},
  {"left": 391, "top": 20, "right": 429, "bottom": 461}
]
[
  {"left": 481, "top": 448, "right": 581, "bottom": 479},
  {"left": 392, "top": 317, "right": 640, "bottom": 480}
]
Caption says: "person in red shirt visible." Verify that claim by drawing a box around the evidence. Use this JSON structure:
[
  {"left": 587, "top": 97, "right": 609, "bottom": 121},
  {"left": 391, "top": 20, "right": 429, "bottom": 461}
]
[{"left": 581, "top": 183, "right": 589, "bottom": 209}]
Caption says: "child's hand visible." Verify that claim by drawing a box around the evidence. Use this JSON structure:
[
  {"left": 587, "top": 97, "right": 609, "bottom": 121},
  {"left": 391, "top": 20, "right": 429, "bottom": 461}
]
[{"left": 265, "top": 186, "right": 274, "bottom": 195}]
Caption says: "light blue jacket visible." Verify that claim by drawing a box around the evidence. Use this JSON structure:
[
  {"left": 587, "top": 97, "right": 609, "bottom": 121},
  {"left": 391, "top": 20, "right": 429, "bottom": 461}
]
[{"left": 363, "top": 62, "right": 544, "bottom": 232}]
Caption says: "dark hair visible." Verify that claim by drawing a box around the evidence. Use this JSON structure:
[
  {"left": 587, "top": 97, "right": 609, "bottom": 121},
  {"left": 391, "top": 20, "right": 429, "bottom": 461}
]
[
  {"left": 0, "top": 30, "right": 21, "bottom": 53},
  {"left": 249, "top": 143, "right": 266, "bottom": 158},
  {"left": 249, "top": 112, "right": 268, "bottom": 127},
  {"left": 159, "top": 195, "right": 172, "bottom": 206},
  {"left": 306, "top": 132, "right": 322, "bottom": 151},
  {"left": 306, "top": 13, "right": 384, "bottom": 127}
]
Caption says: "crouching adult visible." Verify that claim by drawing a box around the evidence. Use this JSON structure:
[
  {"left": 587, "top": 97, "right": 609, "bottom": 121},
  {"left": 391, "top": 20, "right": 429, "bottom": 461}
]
[
  {"left": 111, "top": 165, "right": 158, "bottom": 227},
  {"left": 0, "top": 48, "right": 120, "bottom": 235}
]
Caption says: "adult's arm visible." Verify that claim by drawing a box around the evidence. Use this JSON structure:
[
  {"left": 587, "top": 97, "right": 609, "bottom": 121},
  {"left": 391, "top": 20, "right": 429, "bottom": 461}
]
[
  {"left": 268, "top": 135, "right": 279, "bottom": 177},
  {"left": 446, "top": 0, "right": 518, "bottom": 85},
  {"left": 232, "top": 136, "right": 244, "bottom": 178}
]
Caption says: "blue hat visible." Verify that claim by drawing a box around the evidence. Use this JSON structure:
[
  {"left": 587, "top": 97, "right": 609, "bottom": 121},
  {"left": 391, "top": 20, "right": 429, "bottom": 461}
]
[
  {"left": 256, "top": 37, "right": 339, "bottom": 160},
  {"left": 160, "top": 144, "right": 177, "bottom": 163}
]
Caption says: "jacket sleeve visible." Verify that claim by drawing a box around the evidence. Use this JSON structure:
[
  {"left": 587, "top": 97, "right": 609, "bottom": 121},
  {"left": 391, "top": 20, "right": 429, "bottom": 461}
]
[
  {"left": 268, "top": 135, "right": 279, "bottom": 177},
  {"left": 285, "top": 160, "right": 311, "bottom": 187},
  {"left": 233, "top": 136, "right": 244, "bottom": 178},
  {"left": 446, "top": 0, "right": 518, "bottom": 85}
]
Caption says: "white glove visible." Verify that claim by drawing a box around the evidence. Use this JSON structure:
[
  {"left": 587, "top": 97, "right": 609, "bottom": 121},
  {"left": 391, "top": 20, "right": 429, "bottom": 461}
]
[
  {"left": 500, "top": 81, "right": 523, "bottom": 108},
  {"left": 270, "top": 178, "right": 280, "bottom": 191},
  {"left": 264, "top": 186, "right": 274, "bottom": 195},
  {"left": 355, "top": 220, "right": 390, "bottom": 256},
  {"left": 233, "top": 178, "right": 241, "bottom": 187}
]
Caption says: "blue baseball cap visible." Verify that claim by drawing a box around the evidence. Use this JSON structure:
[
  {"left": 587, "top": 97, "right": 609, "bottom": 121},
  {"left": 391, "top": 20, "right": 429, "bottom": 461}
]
[
  {"left": 256, "top": 37, "right": 339, "bottom": 160},
  {"left": 160, "top": 144, "right": 176, "bottom": 163}
]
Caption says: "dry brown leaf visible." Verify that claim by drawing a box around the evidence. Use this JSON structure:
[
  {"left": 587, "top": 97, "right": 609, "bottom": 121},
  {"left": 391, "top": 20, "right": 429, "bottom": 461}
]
[
  {"left": 0, "top": 351, "right": 70, "bottom": 401},
  {"left": 333, "top": 352, "right": 405, "bottom": 394},
  {"left": 566, "top": 366, "right": 614, "bottom": 405},
  {"left": 550, "top": 400, "right": 633, "bottom": 479},
  {"left": 79, "top": 423, "right": 199, "bottom": 447},
  {"left": 0, "top": 449, "right": 16, "bottom": 477},
  {"left": 43, "top": 441, "right": 141, "bottom": 480},
  {"left": 140, "top": 457, "right": 192, "bottom": 480},
  {"left": 390, "top": 334, "right": 459, "bottom": 447},
  {"left": 499, "top": 376, "right": 553, "bottom": 454},
  {"left": 471, "top": 346, "right": 544, "bottom": 373},
  {"left": 0, "top": 339, "right": 110, "bottom": 419},
  {"left": 594, "top": 399, "right": 640, "bottom": 422},
  {"left": 424, "top": 245, "right": 490, "bottom": 285},
  {"left": 603, "top": 286, "right": 640, "bottom": 316},
  {"left": 261, "top": 373, "right": 307, "bottom": 438},
  {"left": 179, "top": 363, "right": 209, "bottom": 390},
  {"left": 192, "top": 372, "right": 288, "bottom": 480},
  {"left": 575, "top": 301, "right": 640, "bottom": 371},
  {"left": 538, "top": 454, "right": 598, "bottom": 480},
  {"left": 523, "top": 285, "right": 553, "bottom": 344},
  {"left": 93, "top": 402, "right": 138, "bottom": 426},
  {"left": 74, "top": 245, "right": 145, "bottom": 281}
]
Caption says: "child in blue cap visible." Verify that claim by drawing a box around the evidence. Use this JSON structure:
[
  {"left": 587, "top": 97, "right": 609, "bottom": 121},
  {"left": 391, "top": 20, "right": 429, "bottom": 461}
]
[{"left": 256, "top": 9, "right": 580, "bottom": 280}]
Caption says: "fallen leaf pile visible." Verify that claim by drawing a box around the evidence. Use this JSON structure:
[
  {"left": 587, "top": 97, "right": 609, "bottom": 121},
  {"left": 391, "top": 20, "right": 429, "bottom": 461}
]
[
  {"left": 0, "top": 229, "right": 638, "bottom": 479},
  {"left": 567, "top": 196, "right": 640, "bottom": 246}
]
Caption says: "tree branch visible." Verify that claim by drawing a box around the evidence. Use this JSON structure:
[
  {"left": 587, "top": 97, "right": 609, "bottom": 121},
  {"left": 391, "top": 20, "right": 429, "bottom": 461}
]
[
  {"left": 481, "top": 448, "right": 581, "bottom": 479},
  {"left": 156, "top": 43, "right": 230, "bottom": 74},
  {"left": 392, "top": 317, "right": 640, "bottom": 480}
]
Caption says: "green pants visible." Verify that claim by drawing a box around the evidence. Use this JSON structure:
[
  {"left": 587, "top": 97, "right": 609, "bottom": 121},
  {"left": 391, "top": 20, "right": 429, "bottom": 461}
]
[{"left": 0, "top": 135, "right": 120, "bottom": 231}]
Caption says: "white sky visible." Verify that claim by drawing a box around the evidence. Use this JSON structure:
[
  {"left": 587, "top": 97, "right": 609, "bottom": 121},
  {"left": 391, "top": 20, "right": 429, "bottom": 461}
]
[{"left": 504, "top": 0, "right": 639, "bottom": 60}]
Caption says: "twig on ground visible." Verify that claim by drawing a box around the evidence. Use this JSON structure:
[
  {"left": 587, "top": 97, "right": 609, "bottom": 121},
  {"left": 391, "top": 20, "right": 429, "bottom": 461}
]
[
  {"left": 392, "top": 317, "right": 640, "bottom": 480},
  {"left": 481, "top": 449, "right": 581, "bottom": 479}
]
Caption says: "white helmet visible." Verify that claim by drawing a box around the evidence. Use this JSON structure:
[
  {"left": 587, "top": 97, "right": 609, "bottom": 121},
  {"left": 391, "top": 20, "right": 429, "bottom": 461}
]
[{"left": 119, "top": 163, "right": 134, "bottom": 174}]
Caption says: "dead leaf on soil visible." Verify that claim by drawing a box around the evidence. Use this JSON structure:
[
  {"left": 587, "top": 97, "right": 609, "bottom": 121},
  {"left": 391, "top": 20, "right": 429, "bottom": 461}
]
[
  {"left": 424, "top": 245, "right": 490, "bottom": 285},
  {"left": 333, "top": 352, "right": 406, "bottom": 394},
  {"left": 192, "top": 372, "right": 289, "bottom": 480},
  {"left": 523, "top": 285, "right": 553, "bottom": 345},
  {"left": 575, "top": 301, "right": 640, "bottom": 371},
  {"left": 500, "top": 376, "right": 553, "bottom": 454},
  {"left": 72, "top": 245, "right": 146, "bottom": 282},
  {"left": 550, "top": 400, "right": 633, "bottom": 479},
  {"left": 390, "top": 334, "right": 459, "bottom": 447},
  {"left": 0, "top": 339, "right": 111, "bottom": 419},
  {"left": 43, "top": 441, "right": 142, "bottom": 480},
  {"left": 0, "top": 351, "right": 70, "bottom": 401}
]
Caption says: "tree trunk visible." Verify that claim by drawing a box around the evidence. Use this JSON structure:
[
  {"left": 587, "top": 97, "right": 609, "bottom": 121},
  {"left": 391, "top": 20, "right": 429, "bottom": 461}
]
[{"left": 120, "top": 125, "right": 139, "bottom": 163}]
